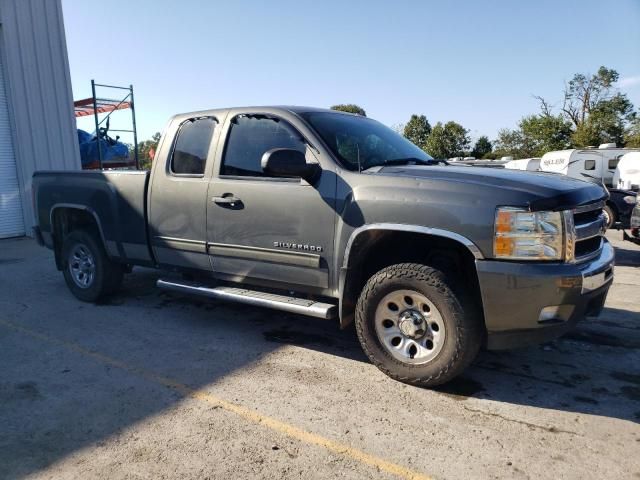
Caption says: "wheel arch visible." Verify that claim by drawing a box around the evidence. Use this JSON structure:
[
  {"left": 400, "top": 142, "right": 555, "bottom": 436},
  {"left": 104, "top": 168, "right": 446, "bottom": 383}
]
[
  {"left": 50, "top": 204, "right": 109, "bottom": 270},
  {"left": 605, "top": 200, "right": 618, "bottom": 218},
  {"left": 338, "top": 224, "right": 485, "bottom": 328}
]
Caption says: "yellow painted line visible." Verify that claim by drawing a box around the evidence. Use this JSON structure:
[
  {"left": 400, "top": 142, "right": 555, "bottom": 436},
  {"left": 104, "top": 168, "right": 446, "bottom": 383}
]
[{"left": 0, "top": 318, "right": 432, "bottom": 480}]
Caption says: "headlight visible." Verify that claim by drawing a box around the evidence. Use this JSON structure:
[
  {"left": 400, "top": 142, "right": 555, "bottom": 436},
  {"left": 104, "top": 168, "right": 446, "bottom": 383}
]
[{"left": 494, "top": 207, "right": 565, "bottom": 260}]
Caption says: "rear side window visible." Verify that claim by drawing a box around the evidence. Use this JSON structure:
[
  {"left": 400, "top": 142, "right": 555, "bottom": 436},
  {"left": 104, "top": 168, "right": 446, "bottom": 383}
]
[
  {"left": 584, "top": 159, "right": 596, "bottom": 170},
  {"left": 608, "top": 157, "right": 620, "bottom": 170},
  {"left": 221, "top": 115, "right": 306, "bottom": 177},
  {"left": 171, "top": 117, "right": 216, "bottom": 175}
]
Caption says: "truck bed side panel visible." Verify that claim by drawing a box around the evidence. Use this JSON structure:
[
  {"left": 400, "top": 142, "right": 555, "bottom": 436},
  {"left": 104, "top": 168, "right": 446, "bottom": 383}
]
[{"left": 34, "top": 170, "right": 153, "bottom": 265}]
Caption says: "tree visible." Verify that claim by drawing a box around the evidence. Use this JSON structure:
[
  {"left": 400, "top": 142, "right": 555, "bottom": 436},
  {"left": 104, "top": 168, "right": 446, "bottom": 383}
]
[
  {"left": 134, "top": 132, "right": 161, "bottom": 170},
  {"left": 424, "top": 121, "right": 470, "bottom": 159},
  {"left": 519, "top": 114, "right": 572, "bottom": 155},
  {"left": 330, "top": 104, "right": 366, "bottom": 116},
  {"left": 402, "top": 114, "right": 431, "bottom": 151},
  {"left": 624, "top": 118, "right": 640, "bottom": 148},
  {"left": 471, "top": 136, "right": 492, "bottom": 159},
  {"left": 535, "top": 66, "right": 636, "bottom": 147},
  {"left": 493, "top": 128, "right": 530, "bottom": 158}
]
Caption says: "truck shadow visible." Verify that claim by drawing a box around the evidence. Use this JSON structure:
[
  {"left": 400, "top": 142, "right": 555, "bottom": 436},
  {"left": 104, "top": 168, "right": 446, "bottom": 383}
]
[
  {"left": 611, "top": 242, "right": 640, "bottom": 266},
  {"left": 254, "top": 304, "right": 640, "bottom": 424},
  {"left": 1, "top": 244, "right": 639, "bottom": 479}
]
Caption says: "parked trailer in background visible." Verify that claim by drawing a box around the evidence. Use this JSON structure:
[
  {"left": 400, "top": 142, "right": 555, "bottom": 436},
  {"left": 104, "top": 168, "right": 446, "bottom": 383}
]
[
  {"left": 539, "top": 145, "right": 639, "bottom": 187},
  {"left": 613, "top": 152, "right": 640, "bottom": 191},
  {"left": 540, "top": 145, "right": 639, "bottom": 228},
  {"left": 504, "top": 158, "right": 541, "bottom": 171}
]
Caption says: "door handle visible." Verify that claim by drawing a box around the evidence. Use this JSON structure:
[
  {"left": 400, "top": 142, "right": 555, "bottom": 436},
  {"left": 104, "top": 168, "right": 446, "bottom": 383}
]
[{"left": 212, "top": 195, "right": 241, "bottom": 206}]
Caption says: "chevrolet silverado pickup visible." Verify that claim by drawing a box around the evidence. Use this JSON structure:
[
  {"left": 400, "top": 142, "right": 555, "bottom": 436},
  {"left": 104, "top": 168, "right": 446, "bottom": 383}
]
[{"left": 33, "top": 106, "right": 615, "bottom": 386}]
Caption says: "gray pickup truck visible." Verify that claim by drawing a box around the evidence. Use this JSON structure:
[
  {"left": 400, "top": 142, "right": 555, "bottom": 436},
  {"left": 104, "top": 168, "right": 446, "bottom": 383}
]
[{"left": 33, "top": 106, "right": 615, "bottom": 386}]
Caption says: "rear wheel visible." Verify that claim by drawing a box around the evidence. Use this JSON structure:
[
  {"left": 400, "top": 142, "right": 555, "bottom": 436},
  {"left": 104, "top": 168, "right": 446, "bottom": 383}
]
[
  {"left": 61, "top": 230, "right": 123, "bottom": 302},
  {"left": 355, "top": 263, "right": 482, "bottom": 387}
]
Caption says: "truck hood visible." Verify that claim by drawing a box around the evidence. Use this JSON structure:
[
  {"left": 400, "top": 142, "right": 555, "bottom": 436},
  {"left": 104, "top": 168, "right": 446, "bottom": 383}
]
[{"left": 373, "top": 165, "right": 609, "bottom": 211}]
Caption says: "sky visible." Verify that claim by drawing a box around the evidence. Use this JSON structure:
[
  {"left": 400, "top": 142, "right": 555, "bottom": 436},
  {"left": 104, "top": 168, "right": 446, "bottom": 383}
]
[{"left": 62, "top": 0, "right": 640, "bottom": 145}]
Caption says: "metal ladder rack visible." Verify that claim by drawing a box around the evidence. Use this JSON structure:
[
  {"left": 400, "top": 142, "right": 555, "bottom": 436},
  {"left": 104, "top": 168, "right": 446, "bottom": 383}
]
[{"left": 73, "top": 80, "right": 139, "bottom": 169}]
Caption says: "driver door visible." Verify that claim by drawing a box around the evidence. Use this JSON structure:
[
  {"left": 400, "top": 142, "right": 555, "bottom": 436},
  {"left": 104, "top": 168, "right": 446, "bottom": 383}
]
[{"left": 206, "top": 113, "right": 337, "bottom": 293}]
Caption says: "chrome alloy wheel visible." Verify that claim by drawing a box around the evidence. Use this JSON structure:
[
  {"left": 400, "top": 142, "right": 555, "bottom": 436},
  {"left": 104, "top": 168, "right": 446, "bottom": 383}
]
[
  {"left": 69, "top": 244, "right": 96, "bottom": 289},
  {"left": 602, "top": 208, "right": 611, "bottom": 229},
  {"left": 374, "top": 289, "right": 446, "bottom": 364}
]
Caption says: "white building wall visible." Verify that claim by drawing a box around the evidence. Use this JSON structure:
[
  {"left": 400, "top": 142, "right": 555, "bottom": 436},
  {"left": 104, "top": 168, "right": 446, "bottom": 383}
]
[{"left": 0, "top": 0, "right": 80, "bottom": 235}]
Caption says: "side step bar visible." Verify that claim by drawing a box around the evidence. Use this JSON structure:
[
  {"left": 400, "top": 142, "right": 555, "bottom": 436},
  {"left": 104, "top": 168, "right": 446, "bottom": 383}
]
[{"left": 157, "top": 279, "right": 337, "bottom": 319}]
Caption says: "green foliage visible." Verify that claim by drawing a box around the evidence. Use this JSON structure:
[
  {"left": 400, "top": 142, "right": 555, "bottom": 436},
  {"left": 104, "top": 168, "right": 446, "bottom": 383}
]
[
  {"left": 519, "top": 114, "right": 572, "bottom": 155},
  {"left": 493, "top": 128, "right": 530, "bottom": 158},
  {"left": 330, "top": 104, "right": 366, "bottom": 116},
  {"left": 493, "top": 115, "right": 571, "bottom": 158},
  {"left": 558, "top": 66, "right": 636, "bottom": 147},
  {"left": 133, "top": 132, "right": 161, "bottom": 170},
  {"left": 493, "top": 66, "right": 639, "bottom": 155},
  {"left": 424, "top": 121, "right": 470, "bottom": 159},
  {"left": 624, "top": 118, "right": 640, "bottom": 148},
  {"left": 403, "top": 114, "right": 431, "bottom": 150},
  {"left": 570, "top": 95, "right": 635, "bottom": 147},
  {"left": 470, "top": 136, "right": 492, "bottom": 159}
]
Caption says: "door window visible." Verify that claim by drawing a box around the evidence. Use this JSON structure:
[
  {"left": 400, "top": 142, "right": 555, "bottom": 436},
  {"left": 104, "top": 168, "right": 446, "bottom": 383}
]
[
  {"left": 221, "top": 115, "right": 306, "bottom": 177},
  {"left": 171, "top": 117, "right": 216, "bottom": 175},
  {"left": 584, "top": 159, "right": 596, "bottom": 170}
]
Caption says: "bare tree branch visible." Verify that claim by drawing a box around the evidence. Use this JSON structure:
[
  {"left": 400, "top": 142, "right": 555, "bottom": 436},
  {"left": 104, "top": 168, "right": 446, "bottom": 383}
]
[{"left": 533, "top": 95, "right": 554, "bottom": 117}]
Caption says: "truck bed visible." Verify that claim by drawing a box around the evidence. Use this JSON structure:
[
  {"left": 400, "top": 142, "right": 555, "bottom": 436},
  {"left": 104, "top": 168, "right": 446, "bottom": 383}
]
[{"left": 33, "top": 170, "right": 154, "bottom": 265}]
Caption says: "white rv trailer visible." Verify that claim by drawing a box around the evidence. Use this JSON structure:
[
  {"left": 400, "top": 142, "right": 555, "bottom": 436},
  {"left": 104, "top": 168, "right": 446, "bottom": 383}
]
[
  {"left": 504, "top": 158, "right": 541, "bottom": 171},
  {"left": 539, "top": 144, "right": 640, "bottom": 187},
  {"left": 613, "top": 152, "right": 640, "bottom": 190}
]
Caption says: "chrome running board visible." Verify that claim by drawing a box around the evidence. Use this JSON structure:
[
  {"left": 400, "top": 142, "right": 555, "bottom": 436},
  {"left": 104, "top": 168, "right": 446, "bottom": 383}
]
[{"left": 157, "top": 279, "right": 337, "bottom": 319}]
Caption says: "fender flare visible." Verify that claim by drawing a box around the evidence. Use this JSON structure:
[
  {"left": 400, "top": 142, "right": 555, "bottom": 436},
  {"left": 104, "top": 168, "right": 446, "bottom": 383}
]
[
  {"left": 338, "top": 223, "right": 484, "bottom": 327},
  {"left": 50, "top": 203, "right": 114, "bottom": 258}
]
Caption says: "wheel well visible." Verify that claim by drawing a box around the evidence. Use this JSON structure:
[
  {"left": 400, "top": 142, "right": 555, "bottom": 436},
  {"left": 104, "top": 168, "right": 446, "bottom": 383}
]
[
  {"left": 340, "top": 230, "right": 484, "bottom": 328},
  {"left": 51, "top": 208, "right": 102, "bottom": 270},
  {"left": 605, "top": 200, "right": 618, "bottom": 217}
]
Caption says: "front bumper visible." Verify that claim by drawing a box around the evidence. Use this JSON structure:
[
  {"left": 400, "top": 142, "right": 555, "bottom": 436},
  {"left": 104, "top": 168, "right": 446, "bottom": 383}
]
[{"left": 477, "top": 239, "right": 615, "bottom": 350}]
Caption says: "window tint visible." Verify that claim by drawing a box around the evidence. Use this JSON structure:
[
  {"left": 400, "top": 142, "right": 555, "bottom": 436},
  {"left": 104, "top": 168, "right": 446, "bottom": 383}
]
[
  {"left": 221, "top": 115, "right": 306, "bottom": 177},
  {"left": 171, "top": 117, "right": 216, "bottom": 175},
  {"left": 608, "top": 158, "right": 620, "bottom": 170},
  {"left": 584, "top": 159, "right": 596, "bottom": 171}
]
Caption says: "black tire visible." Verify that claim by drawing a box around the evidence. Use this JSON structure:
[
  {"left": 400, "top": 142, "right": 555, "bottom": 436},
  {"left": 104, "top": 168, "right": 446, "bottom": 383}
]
[
  {"left": 61, "top": 229, "right": 124, "bottom": 302},
  {"left": 355, "top": 263, "right": 482, "bottom": 387},
  {"left": 603, "top": 204, "right": 615, "bottom": 229}
]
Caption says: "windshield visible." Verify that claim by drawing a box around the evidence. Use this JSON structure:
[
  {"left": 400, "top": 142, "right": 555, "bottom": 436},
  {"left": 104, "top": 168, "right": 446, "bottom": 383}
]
[{"left": 300, "top": 112, "right": 433, "bottom": 171}]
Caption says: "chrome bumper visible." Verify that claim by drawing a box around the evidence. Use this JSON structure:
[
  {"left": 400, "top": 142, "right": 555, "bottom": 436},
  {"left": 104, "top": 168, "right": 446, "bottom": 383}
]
[{"left": 580, "top": 239, "right": 615, "bottom": 293}]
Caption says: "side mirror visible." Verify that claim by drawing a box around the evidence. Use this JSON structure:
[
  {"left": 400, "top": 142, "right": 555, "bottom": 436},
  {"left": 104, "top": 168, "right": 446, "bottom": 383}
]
[{"left": 261, "top": 148, "right": 320, "bottom": 182}]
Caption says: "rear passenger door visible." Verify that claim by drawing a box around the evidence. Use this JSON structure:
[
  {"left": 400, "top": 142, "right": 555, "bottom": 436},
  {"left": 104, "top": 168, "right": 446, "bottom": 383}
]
[
  {"left": 149, "top": 116, "right": 220, "bottom": 270},
  {"left": 206, "top": 113, "right": 337, "bottom": 293}
]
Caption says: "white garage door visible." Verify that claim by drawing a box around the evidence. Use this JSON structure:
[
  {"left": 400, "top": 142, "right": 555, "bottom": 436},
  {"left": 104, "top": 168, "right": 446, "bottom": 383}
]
[{"left": 0, "top": 53, "right": 25, "bottom": 238}]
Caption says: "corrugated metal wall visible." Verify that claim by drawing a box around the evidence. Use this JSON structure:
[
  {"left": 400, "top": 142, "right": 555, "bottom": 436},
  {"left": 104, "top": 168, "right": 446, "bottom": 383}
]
[
  {"left": 0, "top": 45, "right": 24, "bottom": 237},
  {"left": 0, "top": 0, "right": 81, "bottom": 234}
]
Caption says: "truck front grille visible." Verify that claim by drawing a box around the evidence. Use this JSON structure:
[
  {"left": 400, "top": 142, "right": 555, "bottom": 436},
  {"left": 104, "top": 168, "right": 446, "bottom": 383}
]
[{"left": 572, "top": 202, "right": 605, "bottom": 262}]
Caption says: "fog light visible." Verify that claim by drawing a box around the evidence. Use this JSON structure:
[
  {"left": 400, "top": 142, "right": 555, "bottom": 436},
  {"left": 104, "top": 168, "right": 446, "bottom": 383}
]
[{"left": 538, "top": 305, "right": 575, "bottom": 324}]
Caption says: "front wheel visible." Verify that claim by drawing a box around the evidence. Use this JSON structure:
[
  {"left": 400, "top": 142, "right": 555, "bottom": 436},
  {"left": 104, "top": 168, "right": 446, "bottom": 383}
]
[
  {"left": 355, "top": 263, "right": 482, "bottom": 387},
  {"left": 61, "top": 230, "right": 124, "bottom": 302},
  {"left": 602, "top": 204, "right": 615, "bottom": 229}
]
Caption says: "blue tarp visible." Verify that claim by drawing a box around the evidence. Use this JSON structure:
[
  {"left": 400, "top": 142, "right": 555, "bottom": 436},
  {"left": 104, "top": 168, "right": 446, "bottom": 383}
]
[{"left": 77, "top": 129, "right": 129, "bottom": 168}]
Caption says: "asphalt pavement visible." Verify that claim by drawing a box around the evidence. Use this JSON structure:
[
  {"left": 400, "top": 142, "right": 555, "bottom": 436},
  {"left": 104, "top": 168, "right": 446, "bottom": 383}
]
[{"left": 1, "top": 231, "right": 639, "bottom": 479}]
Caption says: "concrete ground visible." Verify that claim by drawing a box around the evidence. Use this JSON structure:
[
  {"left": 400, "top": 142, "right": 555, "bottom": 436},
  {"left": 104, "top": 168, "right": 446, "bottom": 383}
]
[{"left": 1, "top": 231, "right": 639, "bottom": 480}]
